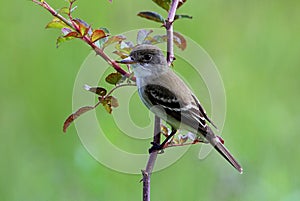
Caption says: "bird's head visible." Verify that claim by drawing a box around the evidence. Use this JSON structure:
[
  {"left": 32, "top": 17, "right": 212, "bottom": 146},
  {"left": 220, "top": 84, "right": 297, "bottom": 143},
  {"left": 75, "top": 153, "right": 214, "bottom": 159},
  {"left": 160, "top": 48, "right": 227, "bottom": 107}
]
[{"left": 117, "top": 44, "right": 168, "bottom": 77}]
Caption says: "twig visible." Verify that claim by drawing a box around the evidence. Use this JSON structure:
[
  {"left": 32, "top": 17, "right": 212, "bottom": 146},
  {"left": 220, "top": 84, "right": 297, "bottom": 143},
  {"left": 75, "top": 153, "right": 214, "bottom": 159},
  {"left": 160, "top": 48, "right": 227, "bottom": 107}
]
[
  {"left": 105, "top": 83, "right": 136, "bottom": 97},
  {"left": 142, "top": 116, "right": 161, "bottom": 201},
  {"left": 32, "top": 0, "right": 135, "bottom": 81},
  {"left": 142, "top": 1, "right": 180, "bottom": 201},
  {"left": 166, "top": 0, "right": 179, "bottom": 66},
  {"left": 32, "top": 0, "right": 180, "bottom": 199}
]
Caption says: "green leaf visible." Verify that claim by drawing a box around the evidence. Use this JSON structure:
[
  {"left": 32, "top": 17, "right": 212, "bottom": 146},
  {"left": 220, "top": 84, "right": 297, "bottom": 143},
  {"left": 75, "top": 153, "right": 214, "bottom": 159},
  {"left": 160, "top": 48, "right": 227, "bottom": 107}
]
[
  {"left": 114, "top": 41, "right": 133, "bottom": 56},
  {"left": 173, "top": 32, "right": 187, "bottom": 50},
  {"left": 103, "top": 103, "right": 112, "bottom": 114},
  {"left": 100, "top": 96, "right": 119, "bottom": 114},
  {"left": 152, "top": 0, "right": 186, "bottom": 11},
  {"left": 45, "top": 18, "right": 69, "bottom": 29},
  {"left": 102, "top": 35, "right": 126, "bottom": 49},
  {"left": 174, "top": 14, "right": 192, "bottom": 21},
  {"left": 161, "top": 125, "right": 169, "bottom": 137},
  {"left": 105, "top": 72, "right": 122, "bottom": 85},
  {"left": 84, "top": 85, "right": 107, "bottom": 96},
  {"left": 63, "top": 106, "right": 95, "bottom": 132},
  {"left": 152, "top": 34, "right": 167, "bottom": 44},
  {"left": 58, "top": 7, "right": 70, "bottom": 15},
  {"left": 137, "top": 29, "right": 153, "bottom": 44},
  {"left": 152, "top": 0, "right": 170, "bottom": 11},
  {"left": 137, "top": 11, "right": 165, "bottom": 23},
  {"left": 91, "top": 29, "right": 107, "bottom": 43},
  {"left": 56, "top": 35, "right": 75, "bottom": 47},
  {"left": 99, "top": 27, "right": 110, "bottom": 34}
]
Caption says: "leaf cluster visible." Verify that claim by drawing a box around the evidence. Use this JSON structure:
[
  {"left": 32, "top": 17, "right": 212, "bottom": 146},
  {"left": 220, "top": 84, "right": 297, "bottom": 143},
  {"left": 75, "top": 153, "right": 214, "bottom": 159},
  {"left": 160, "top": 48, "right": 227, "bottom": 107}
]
[
  {"left": 37, "top": 0, "right": 191, "bottom": 136},
  {"left": 137, "top": 0, "right": 192, "bottom": 26}
]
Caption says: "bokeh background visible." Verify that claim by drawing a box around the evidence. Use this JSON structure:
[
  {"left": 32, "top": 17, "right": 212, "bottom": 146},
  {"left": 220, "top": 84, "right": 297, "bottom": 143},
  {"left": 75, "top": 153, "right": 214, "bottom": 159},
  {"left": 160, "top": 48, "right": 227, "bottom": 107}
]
[{"left": 1, "top": 0, "right": 300, "bottom": 200}]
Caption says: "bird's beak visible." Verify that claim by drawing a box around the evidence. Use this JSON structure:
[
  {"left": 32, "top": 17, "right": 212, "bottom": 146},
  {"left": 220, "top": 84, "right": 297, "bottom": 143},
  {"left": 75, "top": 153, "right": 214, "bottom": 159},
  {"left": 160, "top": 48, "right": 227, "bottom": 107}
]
[{"left": 116, "top": 57, "right": 136, "bottom": 64}]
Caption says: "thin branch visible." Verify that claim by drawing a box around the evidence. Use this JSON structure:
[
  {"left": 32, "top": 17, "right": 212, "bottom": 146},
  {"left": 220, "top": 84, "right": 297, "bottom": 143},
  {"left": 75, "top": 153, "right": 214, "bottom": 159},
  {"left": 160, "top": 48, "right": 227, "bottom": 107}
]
[
  {"left": 32, "top": 1, "right": 179, "bottom": 200},
  {"left": 142, "top": 116, "right": 161, "bottom": 201},
  {"left": 166, "top": 0, "right": 180, "bottom": 66},
  {"left": 105, "top": 83, "right": 136, "bottom": 97},
  {"left": 142, "top": 1, "right": 180, "bottom": 201},
  {"left": 32, "top": 0, "right": 74, "bottom": 28},
  {"left": 32, "top": 0, "right": 135, "bottom": 81}
]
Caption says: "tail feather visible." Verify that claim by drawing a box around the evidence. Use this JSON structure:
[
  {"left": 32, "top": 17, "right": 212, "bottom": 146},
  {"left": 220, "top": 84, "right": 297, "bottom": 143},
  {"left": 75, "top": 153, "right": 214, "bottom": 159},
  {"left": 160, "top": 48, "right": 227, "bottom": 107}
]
[
  {"left": 212, "top": 138, "right": 243, "bottom": 174},
  {"left": 205, "top": 128, "right": 243, "bottom": 174}
]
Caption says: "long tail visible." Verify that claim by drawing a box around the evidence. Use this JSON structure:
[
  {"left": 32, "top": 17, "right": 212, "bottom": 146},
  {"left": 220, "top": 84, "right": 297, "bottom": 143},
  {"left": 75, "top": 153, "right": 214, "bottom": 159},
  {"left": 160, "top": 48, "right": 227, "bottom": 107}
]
[{"left": 205, "top": 127, "right": 243, "bottom": 174}]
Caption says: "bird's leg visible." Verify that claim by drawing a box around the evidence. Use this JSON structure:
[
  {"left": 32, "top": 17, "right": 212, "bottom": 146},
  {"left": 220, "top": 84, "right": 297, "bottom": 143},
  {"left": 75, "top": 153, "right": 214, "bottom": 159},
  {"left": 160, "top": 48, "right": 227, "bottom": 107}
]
[{"left": 149, "top": 127, "right": 177, "bottom": 153}]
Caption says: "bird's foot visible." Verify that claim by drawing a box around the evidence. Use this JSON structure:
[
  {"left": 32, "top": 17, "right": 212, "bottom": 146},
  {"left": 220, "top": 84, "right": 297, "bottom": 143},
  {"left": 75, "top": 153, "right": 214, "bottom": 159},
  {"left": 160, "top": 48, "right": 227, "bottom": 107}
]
[{"left": 148, "top": 142, "right": 164, "bottom": 154}]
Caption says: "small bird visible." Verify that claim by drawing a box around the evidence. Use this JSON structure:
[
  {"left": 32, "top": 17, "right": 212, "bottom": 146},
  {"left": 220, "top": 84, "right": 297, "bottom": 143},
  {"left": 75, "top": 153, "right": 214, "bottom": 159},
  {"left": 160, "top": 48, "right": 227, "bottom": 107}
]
[{"left": 118, "top": 44, "right": 243, "bottom": 173}]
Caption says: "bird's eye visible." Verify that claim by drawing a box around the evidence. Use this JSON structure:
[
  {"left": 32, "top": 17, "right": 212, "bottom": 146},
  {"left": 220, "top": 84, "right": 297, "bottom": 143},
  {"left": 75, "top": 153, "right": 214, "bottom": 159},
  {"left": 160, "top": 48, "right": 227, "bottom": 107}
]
[{"left": 143, "top": 54, "right": 152, "bottom": 62}]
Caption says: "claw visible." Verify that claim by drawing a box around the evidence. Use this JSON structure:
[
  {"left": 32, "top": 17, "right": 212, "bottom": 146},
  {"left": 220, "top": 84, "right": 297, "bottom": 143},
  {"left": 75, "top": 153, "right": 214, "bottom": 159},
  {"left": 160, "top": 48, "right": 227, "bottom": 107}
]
[{"left": 149, "top": 142, "right": 163, "bottom": 153}]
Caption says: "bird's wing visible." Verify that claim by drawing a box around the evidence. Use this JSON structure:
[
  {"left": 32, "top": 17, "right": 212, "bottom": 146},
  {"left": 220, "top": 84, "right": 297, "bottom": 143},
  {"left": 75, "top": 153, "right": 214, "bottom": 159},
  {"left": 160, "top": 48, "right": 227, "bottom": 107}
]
[
  {"left": 141, "top": 85, "right": 243, "bottom": 173},
  {"left": 191, "top": 94, "right": 218, "bottom": 129},
  {"left": 139, "top": 84, "right": 208, "bottom": 133}
]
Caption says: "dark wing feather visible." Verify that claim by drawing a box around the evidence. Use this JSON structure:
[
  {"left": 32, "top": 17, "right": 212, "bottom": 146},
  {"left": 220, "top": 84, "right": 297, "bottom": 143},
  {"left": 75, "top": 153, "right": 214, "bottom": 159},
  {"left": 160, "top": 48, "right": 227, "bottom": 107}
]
[
  {"left": 191, "top": 94, "right": 218, "bottom": 129},
  {"left": 140, "top": 84, "right": 208, "bottom": 133},
  {"left": 140, "top": 85, "right": 244, "bottom": 173}
]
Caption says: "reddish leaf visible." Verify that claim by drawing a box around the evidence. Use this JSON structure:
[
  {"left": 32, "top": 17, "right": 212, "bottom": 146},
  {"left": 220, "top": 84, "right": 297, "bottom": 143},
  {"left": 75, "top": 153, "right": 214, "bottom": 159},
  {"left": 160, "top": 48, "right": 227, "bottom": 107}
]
[
  {"left": 105, "top": 72, "right": 122, "bottom": 85},
  {"left": 113, "top": 51, "right": 129, "bottom": 59},
  {"left": 73, "top": 19, "right": 89, "bottom": 36},
  {"left": 102, "top": 35, "right": 126, "bottom": 49},
  {"left": 178, "top": 134, "right": 188, "bottom": 144},
  {"left": 137, "top": 11, "right": 165, "bottom": 23},
  {"left": 177, "top": 0, "right": 187, "bottom": 9},
  {"left": 109, "top": 96, "right": 119, "bottom": 108},
  {"left": 91, "top": 29, "right": 107, "bottom": 43},
  {"left": 63, "top": 106, "right": 95, "bottom": 132},
  {"left": 173, "top": 32, "right": 187, "bottom": 50},
  {"left": 64, "top": 31, "right": 81, "bottom": 38}
]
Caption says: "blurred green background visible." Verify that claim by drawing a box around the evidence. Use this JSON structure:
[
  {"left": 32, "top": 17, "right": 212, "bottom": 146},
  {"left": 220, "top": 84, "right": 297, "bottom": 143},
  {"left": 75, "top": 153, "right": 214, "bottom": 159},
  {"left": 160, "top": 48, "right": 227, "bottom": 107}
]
[{"left": 1, "top": 0, "right": 300, "bottom": 200}]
